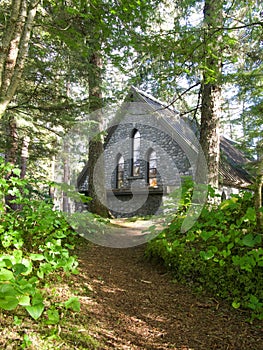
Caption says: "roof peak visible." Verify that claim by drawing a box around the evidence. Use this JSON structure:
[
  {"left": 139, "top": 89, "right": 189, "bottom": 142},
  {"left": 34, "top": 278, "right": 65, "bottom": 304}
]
[{"left": 130, "top": 86, "right": 180, "bottom": 114}]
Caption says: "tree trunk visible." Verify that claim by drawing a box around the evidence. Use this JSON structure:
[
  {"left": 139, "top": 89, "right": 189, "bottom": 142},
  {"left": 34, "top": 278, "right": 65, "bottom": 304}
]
[
  {"left": 255, "top": 142, "right": 263, "bottom": 228},
  {"left": 87, "top": 51, "right": 109, "bottom": 217},
  {"left": 4, "top": 115, "right": 19, "bottom": 210},
  {"left": 62, "top": 140, "right": 70, "bottom": 213},
  {"left": 200, "top": 84, "right": 221, "bottom": 188},
  {"left": 20, "top": 135, "right": 30, "bottom": 179},
  {"left": 5, "top": 115, "right": 18, "bottom": 166},
  {"left": 255, "top": 174, "right": 263, "bottom": 229},
  {"left": 0, "top": 0, "right": 38, "bottom": 119},
  {"left": 199, "top": 0, "right": 223, "bottom": 189}
]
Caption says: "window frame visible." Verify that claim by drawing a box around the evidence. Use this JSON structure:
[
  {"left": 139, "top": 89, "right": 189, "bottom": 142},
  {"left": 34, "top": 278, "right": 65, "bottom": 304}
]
[
  {"left": 131, "top": 129, "right": 141, "bottom": 176},
  {"left": 116, "top": 154, "right": 125, "bottom": 189},
  {"left": 147, "top": 149, "right": 158, "bottom": 187}
]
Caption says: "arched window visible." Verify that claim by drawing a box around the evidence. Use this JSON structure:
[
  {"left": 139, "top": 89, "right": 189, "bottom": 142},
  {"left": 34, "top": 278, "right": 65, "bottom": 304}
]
[
  {"left": 132, "top": 130, "right": 140, "bottom": 176},
  {"left": 116, "top": 155, "right": 124, "bottom": 188},
  {"left": 148, "top": 149, "right": 157, "bottom": 187}
]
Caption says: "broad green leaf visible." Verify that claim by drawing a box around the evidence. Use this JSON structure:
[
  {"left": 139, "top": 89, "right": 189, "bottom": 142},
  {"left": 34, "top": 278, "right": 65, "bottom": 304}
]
[
  {"left": 0, "top": 268, "right": 14, "bottom": 281},
  {"left": 31, "top": 292, "right": 44, "bottom": 306},
  {"left": 232, "top": 301, "right": 240, "bottom": 309},
  {"left": 242, "top": 233, "right": 261, "bottom": 247},
  {"left": 17, "top": 278, "right": 35, "bottom": 293},
  {"left": 13, "top": 263, "right": 28, "bottom": 276},
  {"left": 18, "top": 295, "right": 31, "bottom": 306},
  {"left": 2, "top": 259, "right": 13, "bottom": 268},
  {"left": 13, "top": 316, "right": 22, "bottom": 326},
  {"left": 25, "top": 303, "right": 44, "bottom": 320},
  {"left": 0, "top": 296, "right": 19, "bottom": 310},
  {"left": 28, "top": 277, "right": 38, "bottom": 284},
  {"left": 0, "top": 283, "right": 18, "bottom": 296},
  {"left": 220, "top": 197, "right": 238, "bottom": 210},
  {"left": 242, "top": 207, "right": 256, "bottom": 222},
  {"left": 46, "top": 308, "right": 60, "bottom": 325},
  {"left": 200, "top": 231, "right": 214, "bottom": 241},
  {"left": 21, "top": 259, "right": 33, "bottom": 275},
  {"left": 7, "top": 187, "right": 19, "bottom": 196},
  {"left": 64, "top": 297, "right": 81, "bottom": 312},
  {"left": 29, "top": 254, "right": 45, "bottom": 261},
  {"left": 200, "top": 250, "right": 214, "bottom": 260},
  {"left": 37, "top": 270, "right": 44, "bottom": 279},
  {"left": 0, "top": 261, "right": 7, "bottom": 268},
  {"left": 247, "top": 295, "right": 262, "bottom": 311},
  {"left": 12, "top": 168, "right": 21, "bottom": 176},
  {"left": 13, "top": 250, "right": 23, "bottom": 262}
]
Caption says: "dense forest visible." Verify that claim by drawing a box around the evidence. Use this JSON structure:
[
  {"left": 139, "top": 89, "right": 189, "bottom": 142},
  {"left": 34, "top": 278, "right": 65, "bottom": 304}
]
[{"left": 0, "top": 0, "right": 262, "bottom": 349}]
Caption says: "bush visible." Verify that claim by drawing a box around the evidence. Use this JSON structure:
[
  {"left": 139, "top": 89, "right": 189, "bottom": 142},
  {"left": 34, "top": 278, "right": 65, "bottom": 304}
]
[
  {"left": 146, "top": 182, "right": 263, "bottom": 321},
  {"left": 0, "top": 159, "right": 79, "bottom": 320}
]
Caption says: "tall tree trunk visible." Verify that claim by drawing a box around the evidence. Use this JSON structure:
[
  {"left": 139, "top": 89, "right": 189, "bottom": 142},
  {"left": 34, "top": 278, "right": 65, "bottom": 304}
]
[
  {"left": 0, "top": 0, "right": 38, "bottom": 119},
  {"left": 255, "top": 141, "right": 263, "bottom": 228},
  {"left": 87, "top": 51, "right": 109, "bottom": 217},
  {"left": 255, "top": 171, "right": 262, "bottom": 227},
  {"left": 20, "top": 135, "right": 30, "bottom": 179},
  {"left": 4, "top": 115, "right": 19, "bottom": 210},
  {"left": 62, "top": 140, "right": 70, "bottom": 213},
  {"left": 5, "top": 115, "right": 18, "bottom": 165},
  {"left": 200, "top": 84, "right": 221, "bottom": 188},
  {"left": 199, "top": 0, "right": 223, "bottom": 189}
]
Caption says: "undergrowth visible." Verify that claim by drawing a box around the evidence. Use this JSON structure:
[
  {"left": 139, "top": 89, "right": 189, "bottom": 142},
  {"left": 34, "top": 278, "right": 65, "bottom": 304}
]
[
  {"left": 0, "top": 159, "right": 80, "bottom": 322},
  {"left": 146, "top": 179, "right": 263, "bottom": 321}
]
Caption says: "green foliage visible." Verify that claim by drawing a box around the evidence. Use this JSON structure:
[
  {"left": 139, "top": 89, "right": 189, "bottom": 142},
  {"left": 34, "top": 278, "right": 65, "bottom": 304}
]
[
  {"left": 0, "top": 160, "right": 79, "bottom": 321},
  {"left": 64, "top": 296, "right": 81, "bottom": 312},
  {"left": 146, "top": 181, "right": 263, "bottom": 321}
]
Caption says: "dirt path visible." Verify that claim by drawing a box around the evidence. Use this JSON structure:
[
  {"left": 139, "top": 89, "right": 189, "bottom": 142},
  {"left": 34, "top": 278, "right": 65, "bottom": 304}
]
[{"left": 74, "top": 229, "right": 262, "bottom": 350}]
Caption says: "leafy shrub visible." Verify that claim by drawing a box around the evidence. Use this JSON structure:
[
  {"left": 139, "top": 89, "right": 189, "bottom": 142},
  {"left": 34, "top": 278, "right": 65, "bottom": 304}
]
[
  {"left": 0, "top": 159, "right": 79, "bottom": 320},
  {"left": 146, "top": 181, "right": 263, "bottom": 321}
]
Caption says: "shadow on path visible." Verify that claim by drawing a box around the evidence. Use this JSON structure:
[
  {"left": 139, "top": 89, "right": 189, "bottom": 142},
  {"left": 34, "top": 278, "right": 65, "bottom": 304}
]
[{"left": 74, "top": 230, "right": 262, "bottom": 350}]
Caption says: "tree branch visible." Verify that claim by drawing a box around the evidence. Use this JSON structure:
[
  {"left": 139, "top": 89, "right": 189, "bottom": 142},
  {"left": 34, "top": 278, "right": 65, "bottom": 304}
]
[
  {"left": 180, "top": 105, "right": 201, "bottom": 118},
  {"left": 156, "top": 82, "right": 201, "bottom": 111}
]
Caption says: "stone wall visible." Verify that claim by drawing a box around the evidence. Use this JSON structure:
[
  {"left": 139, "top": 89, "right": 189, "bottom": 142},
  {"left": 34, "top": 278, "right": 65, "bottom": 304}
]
[
  {"left": 104, "top": 111, "right": 193, "bottom": 217},
  {"left": 107, "top": 189, "right": 164, "bottom": 218}
]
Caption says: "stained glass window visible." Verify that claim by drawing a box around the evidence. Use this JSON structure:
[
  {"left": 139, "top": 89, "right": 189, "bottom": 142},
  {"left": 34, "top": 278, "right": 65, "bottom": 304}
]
[
  {"left": 148, "top": 150, "right": 157, "bottom": 187},
  {"left": 116, "top": 155, "right": 124, "bottom": 188},
  {"left": 132, "top": 130, "right": 140, "bottom": 176}
]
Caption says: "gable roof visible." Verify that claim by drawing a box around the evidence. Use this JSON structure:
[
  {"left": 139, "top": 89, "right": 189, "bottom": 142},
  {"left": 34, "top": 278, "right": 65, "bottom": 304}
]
[
  {"left": 77, "top": 87, "right": 252, "bottom": 190},
  {"left": 128, "top": 86, "right": 252, "bottom": 188},
  {"left": 219, "top": 137, "right": 252, "bottom": 188}
]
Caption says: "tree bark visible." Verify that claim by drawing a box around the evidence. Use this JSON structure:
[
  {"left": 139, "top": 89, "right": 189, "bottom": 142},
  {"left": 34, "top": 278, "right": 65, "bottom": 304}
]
[
  {"left": 20, "top": 135, "right": 30, "bottom": 179},
  {"left": 200, "top": 83, "right": 221, "bottom": 188},
  {"left": 4, "top": 115, "right": 19, "bottom": 210},
  {"left": 199, "top": 0, "right": 223, "bottom": 189},
  {"left": 255, "top": 142, "right": 263, "bottom": 228},
  {"left": 5, "top": 115, "right": 18, "bottom": 165},
  {"left": 0, "top": 0, "right": 38, "bottom": 119},
  {"left": 87, "top": 51, "right": 109, "bottom": 217},
  {"left": 62, "top": 140, "right": 70, "bottom": 213}
]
